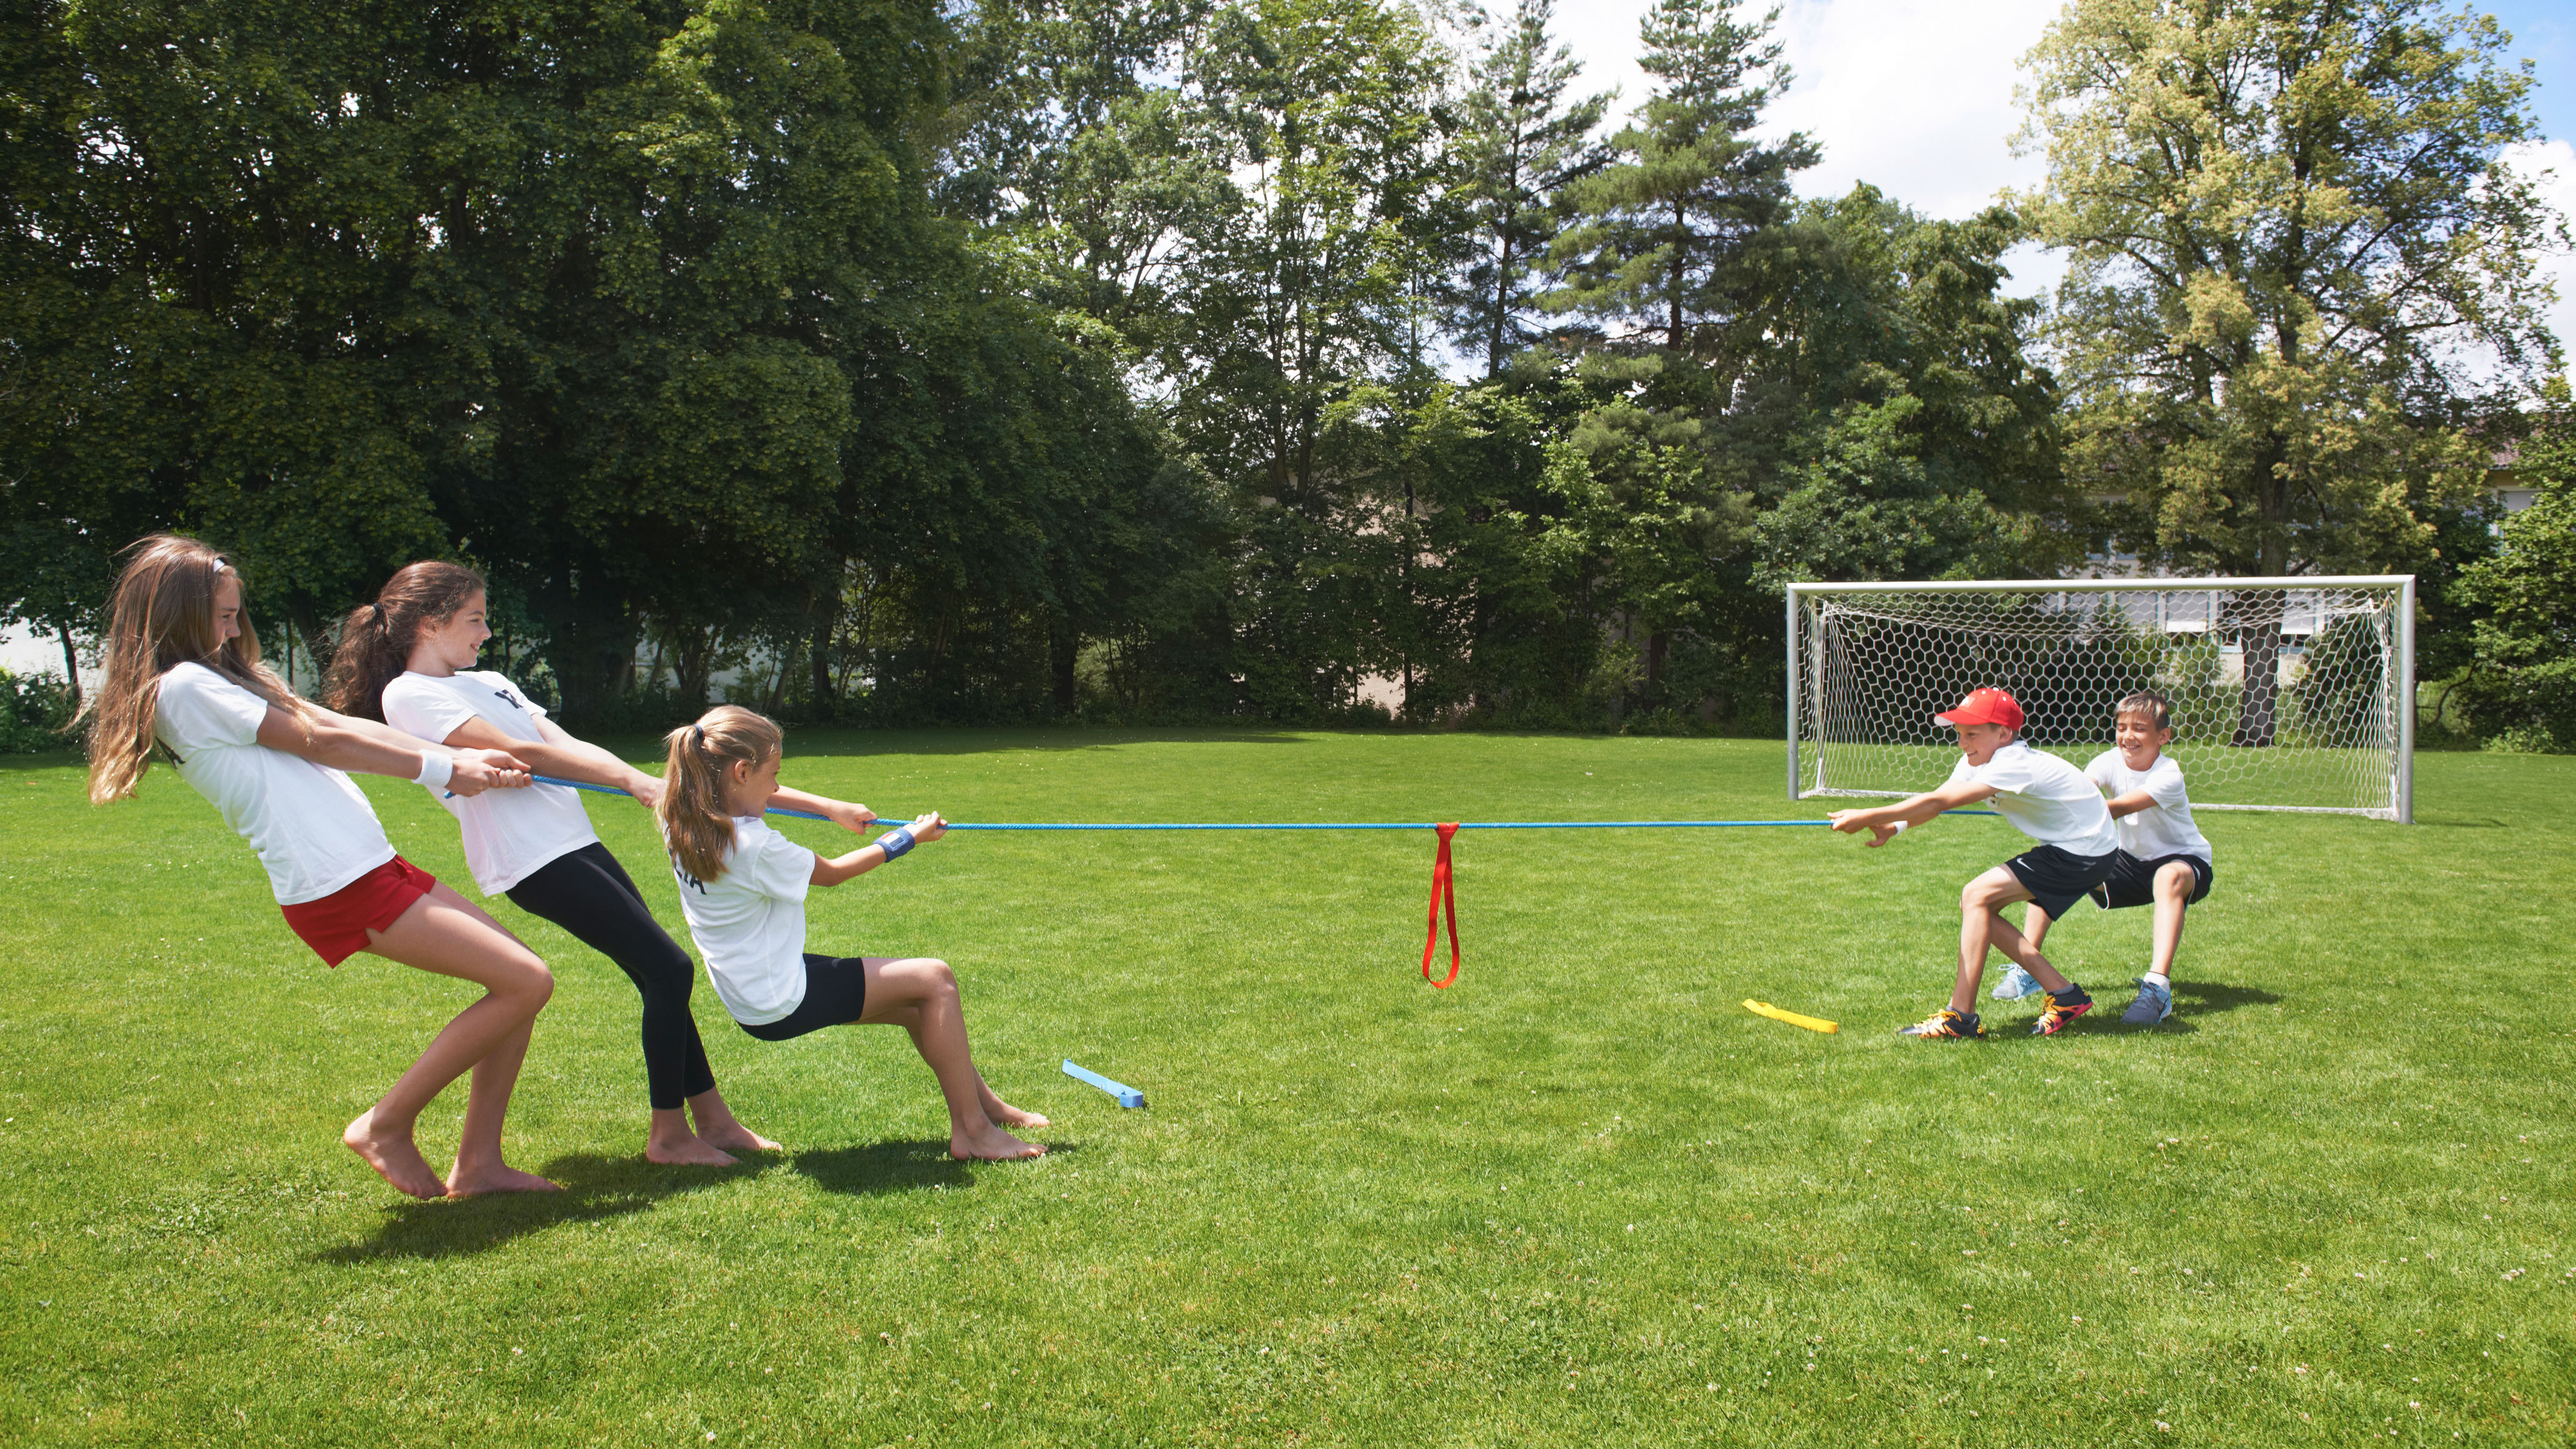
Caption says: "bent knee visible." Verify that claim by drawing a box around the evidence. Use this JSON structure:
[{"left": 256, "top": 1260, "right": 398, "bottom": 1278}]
[
  {"left": 2156, "top": 864, "right": 2198, "bottom": 895},
  {"left": 512, "top": 957, "right": 557, "bottom": 1007}
]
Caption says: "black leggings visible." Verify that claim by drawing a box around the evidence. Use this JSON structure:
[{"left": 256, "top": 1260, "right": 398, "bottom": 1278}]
[
  {"left": 506, "top": 842, "right": 716, "bottom": 1111},
  {"left": 740, "top": 955, "right": 870, "bottom": 1042}
]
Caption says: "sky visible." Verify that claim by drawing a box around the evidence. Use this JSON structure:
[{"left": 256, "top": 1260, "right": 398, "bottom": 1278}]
[{"left": 1551, "top": 0, "right": 2576, "bottom": 331}]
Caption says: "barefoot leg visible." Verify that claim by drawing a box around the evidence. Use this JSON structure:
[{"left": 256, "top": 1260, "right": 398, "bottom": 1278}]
[
  {"left": 646, "top": 1106, "right": 737, "bottom": 1167},
  {"left": 360, "top": 883, "right": 560, "bottom": 1195},
  {"left": 874, "top": 1004, "right": 1049, "bottom": 1129},
  {"left": 857, "top": 958, "right": 1044, "bottom": 1161},
  {"left": 687, "top": 1088, "right": 780, "bottom": 1153}
]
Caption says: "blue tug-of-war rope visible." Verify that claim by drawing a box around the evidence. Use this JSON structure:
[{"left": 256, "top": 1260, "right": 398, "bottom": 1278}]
[{"left": 521, "top": 774, "right": 2000, "bottom": 828}]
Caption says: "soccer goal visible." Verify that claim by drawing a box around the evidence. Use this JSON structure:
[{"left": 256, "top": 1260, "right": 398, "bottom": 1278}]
[{"left": 1786, "top": 576, "right": 2416, "bottom": 821}]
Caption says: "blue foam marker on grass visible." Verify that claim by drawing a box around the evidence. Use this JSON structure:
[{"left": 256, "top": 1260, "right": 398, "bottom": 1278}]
[{"left": 1062, "top": 1059, "right": 1146, "bottom": 1109}]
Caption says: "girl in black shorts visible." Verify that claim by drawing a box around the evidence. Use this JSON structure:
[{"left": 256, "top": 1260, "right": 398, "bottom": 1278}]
[{"left": 659, "top": 705, "right": 1048, "bottom": 1162}]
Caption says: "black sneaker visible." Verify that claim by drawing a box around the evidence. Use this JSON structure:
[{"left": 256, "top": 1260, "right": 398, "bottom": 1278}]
[{"left": 2031, "top": 985, "right": 2092, "bottom": 1036}]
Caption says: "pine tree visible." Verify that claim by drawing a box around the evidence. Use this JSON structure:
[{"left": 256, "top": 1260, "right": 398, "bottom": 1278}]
[
  {"left": 1546, "top": 0, "right": 1816, "bottom": 357},
  {"left": 1445, "top": 0, "right": 1612, "bottom": 377}
]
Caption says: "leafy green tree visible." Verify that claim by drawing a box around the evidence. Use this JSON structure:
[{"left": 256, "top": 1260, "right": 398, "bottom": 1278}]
[
  {"left": 2014, "top": 0, "right": 2565, "bottom": 742},
  {"left": 1160, "top": 0, "right": 1449, "bottom": 715},
  {"left": 2451, "top": 398, "right": 2576, "bottom": 751},
  {"left": 1754, "top": 188, "right": 2073, "bottom": 586},
  {"left": 1445, "top": 0, "right": 1611, "bottom": 378}
]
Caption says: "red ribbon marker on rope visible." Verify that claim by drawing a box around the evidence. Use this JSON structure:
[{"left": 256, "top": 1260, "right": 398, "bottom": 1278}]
[{"left": 1422, "top": 822, "right": 1461, "bottom": 988}]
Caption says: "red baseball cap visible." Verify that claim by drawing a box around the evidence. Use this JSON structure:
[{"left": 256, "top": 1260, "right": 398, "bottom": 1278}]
[{"left": 1934, "top": 687, "right": 2024, "bottom": 732}]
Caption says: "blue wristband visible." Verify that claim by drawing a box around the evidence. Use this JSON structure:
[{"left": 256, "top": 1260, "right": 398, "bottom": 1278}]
[{"left": 877, "top": 826, "right": 915, "bottom": 860}]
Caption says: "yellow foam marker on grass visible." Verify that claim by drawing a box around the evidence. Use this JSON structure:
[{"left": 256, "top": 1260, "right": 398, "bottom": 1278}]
[{"left": 1744, "top": 1000, "right": 1838, "bottom": 1034}]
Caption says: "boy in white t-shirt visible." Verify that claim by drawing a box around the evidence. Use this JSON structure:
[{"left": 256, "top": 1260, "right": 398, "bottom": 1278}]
[
  {"left": 1997, "top": 690, "right": 2212, "bottom": 1026},
  {"left": 1830, "top": 687, "right": 2116, "bottom": 1039}
]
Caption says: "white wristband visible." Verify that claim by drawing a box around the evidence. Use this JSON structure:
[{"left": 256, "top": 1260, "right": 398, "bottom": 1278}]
[
  {"left": 1891, "top": 820, "right": 1909, "bottom": 834},
  {"left": 412, "top": 752, "right": 454, "bottom": 790}
]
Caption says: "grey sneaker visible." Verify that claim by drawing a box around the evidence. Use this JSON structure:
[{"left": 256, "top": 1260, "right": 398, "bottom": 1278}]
[
  {"left": 2121, "top": 975, "right": 2173, "bottom": 1025},
  {"left": 1991, "top": 965, "right": 2043, "bottom": 1000}
]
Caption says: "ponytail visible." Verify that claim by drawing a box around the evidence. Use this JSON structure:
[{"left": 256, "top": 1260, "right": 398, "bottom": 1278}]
[
  {"left": 659, "top": 705, "right": 783, "bottom": 883},
  {"left": 322, "top": 561, "right": 487, "bottom": 720}
]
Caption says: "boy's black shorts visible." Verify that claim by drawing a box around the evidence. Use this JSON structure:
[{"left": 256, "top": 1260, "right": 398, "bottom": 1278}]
[
  {"left": 2005, "top": 844, "right": 2120, "bottom": 920},
  {"left": 2089, "top": 850, "right": 2213, "bottom": 911}
]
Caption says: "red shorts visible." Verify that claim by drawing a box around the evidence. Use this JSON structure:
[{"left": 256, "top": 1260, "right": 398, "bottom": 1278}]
[{"left": 280, "top": 856, "right": 438, "bottom": 967}]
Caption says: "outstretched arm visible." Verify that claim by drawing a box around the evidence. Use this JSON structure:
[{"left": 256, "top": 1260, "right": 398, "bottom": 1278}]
[
  {"left": 256, "top": 705, "right": 529, "bottom": 796},
  {"left": 772, "top": 784, "right": 878, "bottom": 834},
  {"left": 811, "top": 812, "right": 945, "bottom": 887},
  {"left": 436, "top": 715, "right": 663, "bottom": 806},
  {"left": 1829, "top": 780, "right": 1995, "bottom": 848}
]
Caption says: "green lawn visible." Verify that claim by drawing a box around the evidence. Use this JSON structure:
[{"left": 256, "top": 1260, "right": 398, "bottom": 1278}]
[{"left": 1, "top": 731, "right": 2567, "bottom": 1447}]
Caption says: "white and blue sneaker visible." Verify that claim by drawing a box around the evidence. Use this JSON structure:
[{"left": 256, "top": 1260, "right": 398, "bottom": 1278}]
[
  {"left": 1991, "top": 965, "right": 2043, "bottom": 1000},
  {"left": 2121, "top": 975, "right": 2174, "bottom": 1026}
]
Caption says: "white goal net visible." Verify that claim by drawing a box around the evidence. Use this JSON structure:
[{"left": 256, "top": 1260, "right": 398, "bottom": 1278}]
[{"left": 1787, "top": 576, "right": 2416, "bottom": 821}]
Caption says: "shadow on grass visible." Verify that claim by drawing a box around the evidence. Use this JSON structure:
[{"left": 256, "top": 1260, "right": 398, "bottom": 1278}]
[
  {"left": 2073, "top": 978, "right": 2281, "bottom": 1037},
  {"left": 312, "top": 1151, "right": 765, "bottom": 1261},
  {"left": 313, "top": 1138, "right": 1071, "bottom": 1260},
  {"left": 783, "top": 1137, "right": 1069, "bottom": 1196}
]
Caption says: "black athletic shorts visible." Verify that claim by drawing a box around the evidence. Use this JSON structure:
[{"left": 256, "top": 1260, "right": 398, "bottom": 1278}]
[
  {"left": 2090, "top": 850, "right": 2212, "bottom": 911},
  {"left": 739, "top": 954, "right": 871, "bottom": 1042},
  {"left": 2005, "top": 844, "right": 2120, "bottom": 920}
]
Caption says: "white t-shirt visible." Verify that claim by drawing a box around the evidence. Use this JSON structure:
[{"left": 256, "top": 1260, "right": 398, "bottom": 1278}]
[
  {"left": 381, "top": 670, "right": 599, "bottom": 895},
  {"left": 153, "top": 662, "right": 398, "bottom": 905},
  {"left": 2085, "top": 750, "right": 2213, "bottom": 865},
  {"left": 1945, "top": 740, "right": 2120, "bottom": 858},
  {"left": 670, "top": 818, "right": 816, "bottom": 1025}
]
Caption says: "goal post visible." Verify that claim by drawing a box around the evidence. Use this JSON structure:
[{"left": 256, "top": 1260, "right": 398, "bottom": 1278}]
[{"left": 1786, "top": 576, "right": 2416, "bottom": 822}]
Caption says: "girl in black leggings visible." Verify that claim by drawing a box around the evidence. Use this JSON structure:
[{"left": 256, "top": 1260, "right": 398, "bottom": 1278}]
[{"left": 328, "top": 563, "right": 879, "bottom": 1164}]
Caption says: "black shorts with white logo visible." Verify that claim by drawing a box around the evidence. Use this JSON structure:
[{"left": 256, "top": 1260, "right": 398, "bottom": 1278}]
[
  {"left": 2005, "top": 844, "right": 2120, "bottom": 920},
  {"left": 2089, "top": 850, "right": 2213, "bottom": 911}
]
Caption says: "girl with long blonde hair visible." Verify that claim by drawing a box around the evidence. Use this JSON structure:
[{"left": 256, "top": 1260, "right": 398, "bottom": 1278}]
[
  {"left": 327, "top": 562, "right": 785, "bottom": 1165},
  {"left": 659, "top": 706, "right": 1047, "bottom": 1162},
  {"left": 83, "top": 535, "right": 560, "bottom": 1199}
]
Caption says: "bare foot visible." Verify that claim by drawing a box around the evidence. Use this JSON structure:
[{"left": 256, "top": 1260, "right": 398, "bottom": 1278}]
[
  {"left": 985, "top": 1099, "right": 1051, "bottom": 1129},
  {"left": 978, "top": 1081, "right": 1050, "bottom": 1129},
  {"left": 646, "top": 1134, "right": 738, "bottom": 1167},
  {"left": 443, "top": 1164, "right": 563, "bottom": 1197},
  {"left": 343, "top": 1108, "right": 447, "bottom": 1198},
  {"left": 951, "top": 1122, "right": 1046, "bottom": 1161},
  {"left": 695, "top": 1122, "right": 781, "bottom": 1153}
]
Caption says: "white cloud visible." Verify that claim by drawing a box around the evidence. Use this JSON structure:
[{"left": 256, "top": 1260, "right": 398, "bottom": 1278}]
[
  {"left": 1553, "top": 0, "right": 2059, "bottom": 221},
  {"left": 2499, "top": 138, "right": 2576, "bottom": 378}
]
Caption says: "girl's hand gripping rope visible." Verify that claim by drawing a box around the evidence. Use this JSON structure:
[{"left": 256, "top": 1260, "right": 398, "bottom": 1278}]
[{"left": 446, "top": 749, "right": 535, "bottom": 797}]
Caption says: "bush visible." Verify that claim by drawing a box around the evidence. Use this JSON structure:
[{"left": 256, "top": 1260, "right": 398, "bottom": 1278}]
[{"left": 0, "top": 670, "right": 80, "bottom": 754}]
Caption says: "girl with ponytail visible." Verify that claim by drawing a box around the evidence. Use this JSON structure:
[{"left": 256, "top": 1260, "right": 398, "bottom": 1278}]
[
  {"left": 83, "top": 535, "right": 556, "bottom": 1200},
  {"left": 332, "top": 563, "right": 785, "bottom": 1164},
  {"left": 660, "top": 706, "right": 1047, "bottom": 1162}
]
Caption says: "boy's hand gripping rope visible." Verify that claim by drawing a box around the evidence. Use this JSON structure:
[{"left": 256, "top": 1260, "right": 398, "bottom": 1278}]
[{"left": 515, "top": 773, "right": 1993, "bottom": 988}]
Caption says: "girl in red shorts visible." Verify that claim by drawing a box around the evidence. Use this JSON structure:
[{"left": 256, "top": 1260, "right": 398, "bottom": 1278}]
[{"left": 82, "top": 535, "right": 559, "bottom": 1200}]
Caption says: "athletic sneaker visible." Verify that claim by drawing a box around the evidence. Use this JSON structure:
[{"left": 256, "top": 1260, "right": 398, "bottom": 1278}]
[
  {"left": 2121, "top": 975, "right": 2173, "bottom": 1026},
  {"left": 2030, "top": 985, "right": 2092, "bottom": 1036},
  {"left": 1992, "top": 965, "right": 2043, "bottom": 1000},
  {"left": 1899, "top": 1008, "right": 1986, "bottom": 1040}
]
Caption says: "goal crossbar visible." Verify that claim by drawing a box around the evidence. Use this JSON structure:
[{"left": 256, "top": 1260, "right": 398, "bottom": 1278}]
[{"left": 1787, "top": 575, "right": 2415, "bottom": 823}]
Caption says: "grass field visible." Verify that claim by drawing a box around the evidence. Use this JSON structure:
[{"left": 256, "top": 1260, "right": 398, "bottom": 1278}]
[{"left": 1, "top": 730, "right": 2569, "bottom": 1447}]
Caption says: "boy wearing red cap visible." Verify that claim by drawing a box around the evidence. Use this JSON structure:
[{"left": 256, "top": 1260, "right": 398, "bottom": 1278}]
[{"left": 1828, "top": 687, "right": 2116, "bottom": 1039}]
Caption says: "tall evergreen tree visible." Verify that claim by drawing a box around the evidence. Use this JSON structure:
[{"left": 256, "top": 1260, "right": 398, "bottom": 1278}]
[
  {"left": 1547, "top": 0, "right": 1816, "bottom": 358},
  {"left": 1445, "top": 0, "right": 1611, "bottom": 378}
]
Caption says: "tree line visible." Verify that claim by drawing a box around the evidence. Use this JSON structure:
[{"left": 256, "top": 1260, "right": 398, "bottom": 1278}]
[{"left": 3, "top": 0, "right": 2569, "bottom": 746}]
